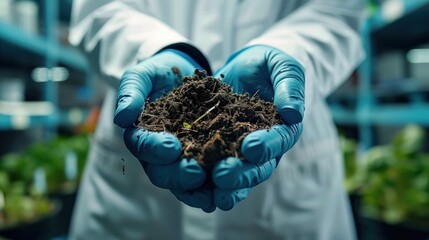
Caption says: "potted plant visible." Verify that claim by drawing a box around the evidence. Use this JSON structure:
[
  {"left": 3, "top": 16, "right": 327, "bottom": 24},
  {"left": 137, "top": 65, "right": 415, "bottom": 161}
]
[
  {"left": 0, "top": 134, "right": 90, "bottom": 237},
  {"left": 350, "top": 125, "right": 429, "bottom": 240},
  {"left": 0, "top": 172, "right": 61, "bottom": 240}
]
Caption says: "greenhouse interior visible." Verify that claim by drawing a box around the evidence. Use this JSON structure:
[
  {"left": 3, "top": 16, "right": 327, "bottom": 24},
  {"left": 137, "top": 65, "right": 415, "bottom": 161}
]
[{"left": 0, "top": 0, "right": 428, "bottom": 239}]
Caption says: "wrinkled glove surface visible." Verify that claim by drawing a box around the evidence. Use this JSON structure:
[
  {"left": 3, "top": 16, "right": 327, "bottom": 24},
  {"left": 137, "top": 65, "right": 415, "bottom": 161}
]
[
  {"left": 212, "top": 45, "right": 305, "bottom": 210},
  {"left": 114, "top": 49, "right": 215, "bottom": 212}
]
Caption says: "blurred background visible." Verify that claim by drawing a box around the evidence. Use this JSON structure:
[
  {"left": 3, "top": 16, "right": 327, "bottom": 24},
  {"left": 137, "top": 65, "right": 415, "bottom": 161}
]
[{"left": 0, "top": 0, "right": 428, "bottom": 239}]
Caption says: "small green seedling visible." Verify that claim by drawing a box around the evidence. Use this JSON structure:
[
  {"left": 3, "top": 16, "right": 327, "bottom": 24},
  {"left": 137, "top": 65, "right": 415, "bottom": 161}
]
[
  {"left": 183, "top": 101, "right": 220, "bottom": 129},
  {"left": 183, "top": 122, "right": 192, "bottom": 129}
]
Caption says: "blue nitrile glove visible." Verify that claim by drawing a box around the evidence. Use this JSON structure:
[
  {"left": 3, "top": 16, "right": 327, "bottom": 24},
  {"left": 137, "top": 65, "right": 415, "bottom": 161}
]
[
  {"left": 114, "top": 49, "right": 215, "bottom": 212},
  {"left": 212, "top": 45, "right": 305, "bottom": 210}
]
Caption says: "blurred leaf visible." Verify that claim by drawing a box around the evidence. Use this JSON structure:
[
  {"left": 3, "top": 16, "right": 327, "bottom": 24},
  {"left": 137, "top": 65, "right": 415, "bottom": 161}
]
[
  {"left": 0, "top": 172, "right": 9, "bottom": 192},
  {"left": 383, "top": 206, "right": 404, "bottom": 224},
  {"left": 2, "top": 194, "right": 52, "bottom": 227},
  {"left": 341, "top": 137, "right": 358, "bottom": 179},
  {"left": 392, "top": 124, "right": 424, "bottom": 156},
  {"left": 363, "top": 145, "right": 394, "bottom": 172}
]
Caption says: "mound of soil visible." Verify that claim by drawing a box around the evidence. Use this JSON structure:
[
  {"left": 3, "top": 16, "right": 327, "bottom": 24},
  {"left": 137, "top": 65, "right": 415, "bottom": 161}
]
[{"left": 138, "top": 69, "right": 283, "bottom": 169}]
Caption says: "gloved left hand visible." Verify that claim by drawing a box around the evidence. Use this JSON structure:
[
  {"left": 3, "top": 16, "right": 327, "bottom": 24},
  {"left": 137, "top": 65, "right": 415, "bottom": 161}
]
[
  {"left": 114, "top": 49, "right": 215, "bottom": 212},
  {"left": 212, "top": 45, "right": 305, "bottom": 210}
]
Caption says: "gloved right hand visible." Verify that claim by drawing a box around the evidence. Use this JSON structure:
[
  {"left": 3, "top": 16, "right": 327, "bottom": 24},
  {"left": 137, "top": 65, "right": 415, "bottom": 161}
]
[
  {"left": 211, "top": 45, "right": 305, "bottom": 211},
  {"left": 114, "top": 49, "right": 215, "bottom": 212}
]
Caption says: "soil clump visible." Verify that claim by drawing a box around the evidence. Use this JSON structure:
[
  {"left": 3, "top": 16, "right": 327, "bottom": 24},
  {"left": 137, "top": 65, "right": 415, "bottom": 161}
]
[{"left": 138, "top": 69, "right": 283, "bottom": 169}]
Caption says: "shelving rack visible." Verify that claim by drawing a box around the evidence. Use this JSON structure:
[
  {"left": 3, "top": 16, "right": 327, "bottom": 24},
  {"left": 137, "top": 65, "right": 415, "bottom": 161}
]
[
  {"left": 330, "top": 0, "right": 429, "bottom": 149},
  {"left": 0, "top": 0, "right": 90, "bottom": 133}
]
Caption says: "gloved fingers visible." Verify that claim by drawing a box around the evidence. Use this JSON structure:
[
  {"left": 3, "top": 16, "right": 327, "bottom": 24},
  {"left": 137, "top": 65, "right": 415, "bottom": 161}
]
[
  {"left": 202, "top": 204, "right": 217, "bottom": 213},
  {"left": 241, "top": 124, "right": 303, "bottom": 164},
  {"left": 213, "top": 66, "right": 226, "bottom": 79},
  {"left": 212, "top": 157, "right": 277, "bottom": 190},
  {"left": 213, "top": 65, "right": 238, "bottom": 91},
  {"left": 123, "top": 127, "right": 181, "bottom": 164},
  {"left": 270, "top": 58, "right": 305, "bottom": 125},
  {"left": 214, "top": 188, "right": 251, "bottom": 211},
  {"left": 171, "top": 187, "right": 215, "bottom": 212},
  {"left": 114, "top": 64, "right": 156, "bottom": 128},
  {"left": 214, "top": 62, "right": 272, "bottom": 99},
  {"left": 144, "top": 158, "right": 206, "bottom": 191}
]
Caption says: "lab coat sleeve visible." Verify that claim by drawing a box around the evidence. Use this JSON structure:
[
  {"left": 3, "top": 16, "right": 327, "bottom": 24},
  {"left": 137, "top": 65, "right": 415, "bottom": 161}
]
[
  {"left": 69, "top": 0, "right": 207, "bottom": 88},
  {"left": 247, "top": 0, "right": 365, "bottom": 108}
]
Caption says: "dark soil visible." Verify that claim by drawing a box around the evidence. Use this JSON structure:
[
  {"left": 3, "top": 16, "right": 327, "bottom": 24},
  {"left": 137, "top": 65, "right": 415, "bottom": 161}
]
[{"left": 138, "top": 69, "right": 283, "bottom": 169}]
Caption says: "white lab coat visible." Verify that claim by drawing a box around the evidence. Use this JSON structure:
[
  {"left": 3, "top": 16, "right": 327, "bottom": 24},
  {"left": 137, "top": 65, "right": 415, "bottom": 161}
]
[{"left": 69, "top": 0, "right": 365, "bottom": 239}]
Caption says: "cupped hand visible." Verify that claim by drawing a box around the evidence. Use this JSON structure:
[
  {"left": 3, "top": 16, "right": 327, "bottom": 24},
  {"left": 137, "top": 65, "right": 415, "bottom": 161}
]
[
  {"left": 212, "top": 45, "right": 305, "bottom": 210},
  {"left": 114, "top": 49, "right": 215, "bottom": 212}
]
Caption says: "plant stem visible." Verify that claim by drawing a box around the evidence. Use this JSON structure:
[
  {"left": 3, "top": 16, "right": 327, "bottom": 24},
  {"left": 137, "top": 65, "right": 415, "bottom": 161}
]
[
  {"left": 193, "top": 101, "right": 220, "bottom": 125},
  {"left": 251, "top": 89, "right": 260, "bottom": 100}
]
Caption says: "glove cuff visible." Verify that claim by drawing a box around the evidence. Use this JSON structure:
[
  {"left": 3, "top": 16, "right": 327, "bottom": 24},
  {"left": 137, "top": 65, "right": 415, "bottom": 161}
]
[{"left": 160, "top": 43, "right": 212, "bottom": 75}]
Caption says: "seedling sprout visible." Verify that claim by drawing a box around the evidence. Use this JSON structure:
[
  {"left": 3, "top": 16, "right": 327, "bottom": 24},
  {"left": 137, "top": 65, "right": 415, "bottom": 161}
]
[{"left": 183, "top": 101, "right": 220, "bottom": 129}]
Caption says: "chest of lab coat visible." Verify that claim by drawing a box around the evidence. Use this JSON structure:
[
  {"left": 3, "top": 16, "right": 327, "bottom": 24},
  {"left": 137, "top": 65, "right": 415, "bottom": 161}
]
[
  {"left": 70, "top": 0, "right": 362, "bottom": 239},
  {"left": 133, "top": 0, "right": 305, "bottom": 69}
]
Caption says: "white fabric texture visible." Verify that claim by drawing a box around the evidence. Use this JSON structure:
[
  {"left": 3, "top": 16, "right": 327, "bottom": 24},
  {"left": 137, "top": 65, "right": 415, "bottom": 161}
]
[{"left": 69, "top": 0, "right": 365, "bottom": 239}]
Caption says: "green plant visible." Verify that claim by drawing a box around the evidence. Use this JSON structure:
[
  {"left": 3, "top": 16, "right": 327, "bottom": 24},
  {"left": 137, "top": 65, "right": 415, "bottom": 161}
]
[
  {"left": 0, "top": 134, "right": 90, "bottom": 194},
  {"left": 340, "top": 136, "right": 359, "bottom": 192},
  {"left": 0, "top": 134, "right": 89, "bottom": 228},
  {"left": 0, "top": 174, "right": 53, "bottom": 228},
  {"left": 353, "top": 125, "right": 429, "bottom": 226}
]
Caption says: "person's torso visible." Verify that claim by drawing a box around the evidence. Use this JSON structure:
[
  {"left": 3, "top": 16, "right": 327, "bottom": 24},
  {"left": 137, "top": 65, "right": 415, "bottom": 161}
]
[
  {"left": 139, "top": 0, "right": 308, "bottom": 69},
  {"left": 98, "top": 0, "right": 339, "bottom": 165},
  {"left": 94, "top": 2, "right": 347, "bottom": 238}
]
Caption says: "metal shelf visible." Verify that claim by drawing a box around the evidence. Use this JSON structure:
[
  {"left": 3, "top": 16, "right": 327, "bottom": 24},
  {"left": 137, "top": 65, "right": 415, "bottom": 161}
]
[
  {"left": 331, "top": 1, "right": 429, "bottom": 148},
  {"left": 0, "top": 21, "right": 88, "bottom": 71},
  {"left": 369, "top": 104, "right": 429, "bottom": 125},
  {"left": 331, "top": 104, "right": 429, "bottom": 126},
  {"left": 0, "top": 0, "right": 92, "bottom": 134},
  {"left": 0, "top": 101, "right": 89, "bottom": 130},
  {"left": 330, "top": 106, "right": 358, "bottom": 125},
  {"left": 0, "top": 114, "right": 55, "bottom": 130},
  {"left": 371, "top": 0, "right": 429, "bottom": 52},
  {"left": 371, "top": 0, "right": 429, "bottom": 29}
]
